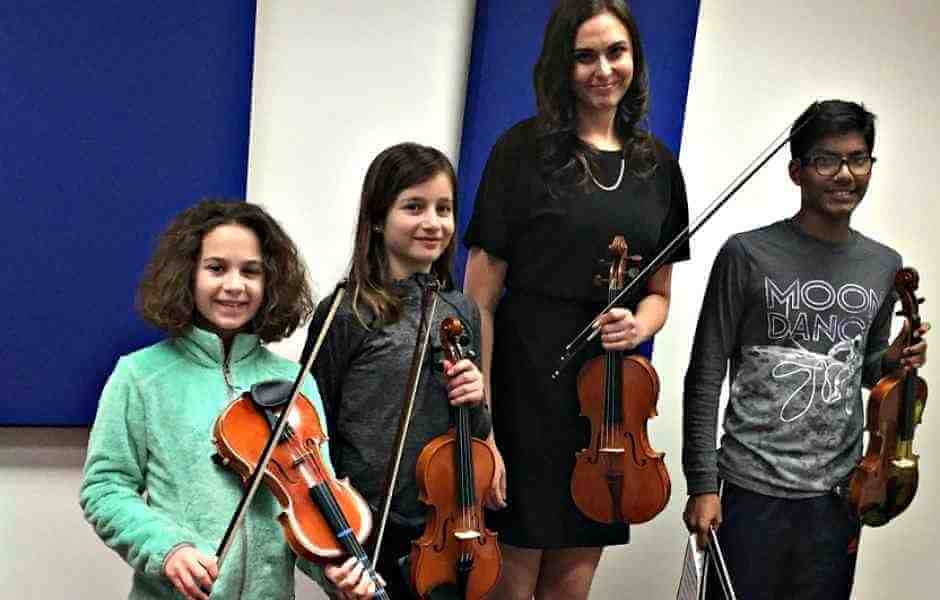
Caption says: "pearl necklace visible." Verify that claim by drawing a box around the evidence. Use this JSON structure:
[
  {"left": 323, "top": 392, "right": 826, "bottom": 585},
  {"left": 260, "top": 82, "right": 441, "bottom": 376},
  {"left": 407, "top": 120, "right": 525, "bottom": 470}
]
[{"left": 588, "top": 156, "right": 625, "bottom": 191}]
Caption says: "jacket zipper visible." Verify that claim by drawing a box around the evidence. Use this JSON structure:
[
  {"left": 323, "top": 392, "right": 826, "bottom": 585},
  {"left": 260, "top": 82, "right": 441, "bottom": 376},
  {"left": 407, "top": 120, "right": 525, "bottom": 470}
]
[
  {"left": 222, "top": 361, "right": 236, "bottom": 397},
  {"left": 221, "top": 356, "right": 248, "bottom": 599}
]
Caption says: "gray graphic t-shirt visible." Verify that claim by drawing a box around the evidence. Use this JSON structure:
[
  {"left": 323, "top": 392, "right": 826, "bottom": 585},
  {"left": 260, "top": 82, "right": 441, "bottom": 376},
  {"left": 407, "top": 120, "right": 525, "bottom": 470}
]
[{"left": 683, "top": 220, "right": 901, "bottom": 498}]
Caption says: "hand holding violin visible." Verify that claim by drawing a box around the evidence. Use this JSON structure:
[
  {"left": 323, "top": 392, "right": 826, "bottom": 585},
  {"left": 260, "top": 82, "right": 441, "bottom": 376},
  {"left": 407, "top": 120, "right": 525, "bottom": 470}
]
[
  {"left": 595, "top": 308, "right": 646, "bottom": 351},
  {"left": 325, "top": 558, "right": 387, "bottom": 599},
  {"left": 884, "top": 319, "right": 930, "bottom": 371},
  {"left": 164, "top": 545, "right": 219, "bottom": 600},
  {"left": 444, "top": 359, "right": 485, "bottom": 407}
]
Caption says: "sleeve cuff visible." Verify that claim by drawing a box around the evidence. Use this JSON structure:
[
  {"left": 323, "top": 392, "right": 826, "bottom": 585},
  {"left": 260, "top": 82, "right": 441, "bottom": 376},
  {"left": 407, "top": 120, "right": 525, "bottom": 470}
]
[{"left": 685, "top": 472, "right": 720, "bottom": 496}]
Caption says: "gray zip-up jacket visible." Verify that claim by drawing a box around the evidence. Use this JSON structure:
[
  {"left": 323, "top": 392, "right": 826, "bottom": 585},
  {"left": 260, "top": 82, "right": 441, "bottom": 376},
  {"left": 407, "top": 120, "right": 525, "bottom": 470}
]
[{"left": 304, "top": 274, "right": 492, "bottom": 527}]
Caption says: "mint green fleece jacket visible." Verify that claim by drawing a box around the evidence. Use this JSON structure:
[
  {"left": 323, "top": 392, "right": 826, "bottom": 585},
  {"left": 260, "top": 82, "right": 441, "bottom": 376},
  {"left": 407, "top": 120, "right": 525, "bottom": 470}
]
[{"left": 80, "top": 326, "right": 332, "bottom": 599}]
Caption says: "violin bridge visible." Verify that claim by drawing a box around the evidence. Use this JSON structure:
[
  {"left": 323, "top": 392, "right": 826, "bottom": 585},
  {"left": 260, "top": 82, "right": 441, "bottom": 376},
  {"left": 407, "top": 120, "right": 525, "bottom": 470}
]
[
  {"left": 454, "top": 529, "right": 482, "bottom": 541},
  {"left": 599, "top": 447, "right": 625, "bottom": 454},
  {"left": 891, "top": 457, "right": 917, "bottom": 469}
]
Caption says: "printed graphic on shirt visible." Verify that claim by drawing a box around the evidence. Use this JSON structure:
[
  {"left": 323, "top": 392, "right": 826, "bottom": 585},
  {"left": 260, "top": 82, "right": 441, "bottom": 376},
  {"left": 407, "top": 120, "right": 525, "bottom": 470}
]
[
  {"left": 741, "top": 336, "right": 863, "bottom": 423},
  {"left": 737, "top": 278, "right": 881, "bottom": 424},
  {"left": 764, "top": 278, "right": 881, "bottom": 344}
]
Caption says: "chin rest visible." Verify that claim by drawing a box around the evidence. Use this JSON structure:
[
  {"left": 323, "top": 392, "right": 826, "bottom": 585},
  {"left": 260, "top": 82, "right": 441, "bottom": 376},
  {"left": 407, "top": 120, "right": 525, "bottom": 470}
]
[{"left": 249, "top": 380, "right": 294, "bottom": 408}]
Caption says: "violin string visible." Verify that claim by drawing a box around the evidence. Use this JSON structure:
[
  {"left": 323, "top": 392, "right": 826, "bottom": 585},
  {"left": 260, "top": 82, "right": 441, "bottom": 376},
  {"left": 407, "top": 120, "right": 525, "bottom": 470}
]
[
  {"left": 449, "top": 334, "right": 473, "bottom": 531},
  {"left": 301, "top": 440, "right": 385, "bottom": 590},
  {"left": 460, "top": 406, "right": 472, "bottom": 529}
]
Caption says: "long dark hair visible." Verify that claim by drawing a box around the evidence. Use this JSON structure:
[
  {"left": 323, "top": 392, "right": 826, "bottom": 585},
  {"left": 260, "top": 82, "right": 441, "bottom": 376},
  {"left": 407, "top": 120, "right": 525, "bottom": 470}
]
[
  {"left": 534, "top": 0, "right": 656, "bottom": 195},
  {"left": 348, "top": 142, "right": 458, "bottom": 326},
  {"left": 137, "top": 200, "right": 313, "bottom": 342}
]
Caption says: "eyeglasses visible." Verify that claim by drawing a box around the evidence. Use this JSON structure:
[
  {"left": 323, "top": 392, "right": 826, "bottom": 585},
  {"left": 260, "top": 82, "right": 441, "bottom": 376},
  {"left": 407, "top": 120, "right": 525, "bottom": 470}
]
[{"left": 801, "top": 153, "right": 876, "bottom": 177}]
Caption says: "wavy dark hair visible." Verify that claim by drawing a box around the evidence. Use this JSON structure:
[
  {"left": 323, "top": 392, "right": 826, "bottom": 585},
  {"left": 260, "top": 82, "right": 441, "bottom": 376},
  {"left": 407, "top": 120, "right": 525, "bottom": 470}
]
[
  {"left": 535, "top": 0, "right": 656, "bottom": 195},
  {"left": 137, "top": 200, "right": 313, "bottom": 342},
  {"left": 349, "top": 142, "right": 458, "bottom": 326},
  {"left": 790, "top": 99, "right": 876, "bottom": 160}
]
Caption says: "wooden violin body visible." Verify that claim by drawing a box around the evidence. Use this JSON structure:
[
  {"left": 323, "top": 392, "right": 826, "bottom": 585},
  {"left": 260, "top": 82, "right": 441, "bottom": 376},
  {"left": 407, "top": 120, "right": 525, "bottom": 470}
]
[
  {"left": 571, "top": 236, "right": 671, "bottom": 524},
  {"left": 410, "top": 317, "right": 501, "bottom": 599},
  {"left": 572, "top": 353, "right": 670, "bottom": 524},
  {"left": 848, "top": 267, "right": 928, "bottom": 527},
  {"left": 213, "top": 383, "right": 373, "bottom": 563}
]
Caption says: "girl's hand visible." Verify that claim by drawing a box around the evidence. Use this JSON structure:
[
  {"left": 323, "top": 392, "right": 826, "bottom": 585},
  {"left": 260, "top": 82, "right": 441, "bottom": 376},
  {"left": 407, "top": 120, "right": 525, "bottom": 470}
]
[
  {"left": 596, "top": 308, "right": 644, "bottom": 351},
  {"left": 444, "top": 359, "right": 485, "bottom": 407},
  {"left": 324, "top": 557, "right": 385, "bottom": 599},
  {"left": 164, "top": 546, "right": 218, "bottom": 600},
  {"left": 485, "top": 436, "right": 508, "bottom": 510}
]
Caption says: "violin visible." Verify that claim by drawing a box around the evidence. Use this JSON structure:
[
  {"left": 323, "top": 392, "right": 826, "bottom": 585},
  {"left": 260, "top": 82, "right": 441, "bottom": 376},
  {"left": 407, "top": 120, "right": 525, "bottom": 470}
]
[
  {"left": 848, "top": 267, "right": 928, "bottom": 526},
  {"left": 410, "top": 316, "right": 501, "bottom": 599},
  {"left": 211, "top": 284, "right": 390, "bottom": 598},
  {"left": 213, "top": 383, "right": 376, "bottom": 564},
  {"left": 570, "top": 236, "right": 670, "bottom": 524}
]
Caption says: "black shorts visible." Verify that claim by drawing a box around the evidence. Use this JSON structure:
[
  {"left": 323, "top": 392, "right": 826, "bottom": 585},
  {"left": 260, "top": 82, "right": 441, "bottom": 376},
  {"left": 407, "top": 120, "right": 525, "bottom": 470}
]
[{"left": 707, "top": 482, "right": 860, "bottom": 600}]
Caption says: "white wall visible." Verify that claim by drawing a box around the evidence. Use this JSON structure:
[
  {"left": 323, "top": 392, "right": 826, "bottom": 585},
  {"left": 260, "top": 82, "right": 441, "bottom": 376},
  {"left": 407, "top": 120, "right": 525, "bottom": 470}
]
[
  {"left": 249, "top": 1, "right": 476, "bottom": 596},
  {"left": 4, "top": 1, "right": 938, "bottom": 598}
]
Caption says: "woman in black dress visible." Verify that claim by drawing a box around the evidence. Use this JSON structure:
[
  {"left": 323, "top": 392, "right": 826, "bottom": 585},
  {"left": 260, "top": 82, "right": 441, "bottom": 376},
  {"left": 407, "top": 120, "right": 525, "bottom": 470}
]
[{"left": 463, "top": 1, "right": 690, "bottom": 597}]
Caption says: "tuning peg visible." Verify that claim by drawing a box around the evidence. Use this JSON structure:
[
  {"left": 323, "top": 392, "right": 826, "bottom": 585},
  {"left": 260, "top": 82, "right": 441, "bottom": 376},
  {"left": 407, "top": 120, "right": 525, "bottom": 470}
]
[{"left": 593, "top": 274, "right": 609, "bottom": 287}]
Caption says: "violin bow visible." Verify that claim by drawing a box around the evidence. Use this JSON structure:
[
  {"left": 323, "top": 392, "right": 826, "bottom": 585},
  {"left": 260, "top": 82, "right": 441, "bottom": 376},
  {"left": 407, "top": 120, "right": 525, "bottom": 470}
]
[
  {"left": 373, "top": 278, "right": 441, "bottom": 564},
  {"left": 699, "top": 527, "right": 737, "bottom": 600},
  {"left": 553, "top": 103, "right": 821, "bottom": 379},
  {"left": 215, "top": 280, "right": 347, "bottom": 566}
]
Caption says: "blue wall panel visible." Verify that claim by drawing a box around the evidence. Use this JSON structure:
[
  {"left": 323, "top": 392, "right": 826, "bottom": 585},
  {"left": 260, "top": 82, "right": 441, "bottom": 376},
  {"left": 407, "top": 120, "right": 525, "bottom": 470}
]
[{"left": 0, "top": 3, "right": 256, "bottom": 425}]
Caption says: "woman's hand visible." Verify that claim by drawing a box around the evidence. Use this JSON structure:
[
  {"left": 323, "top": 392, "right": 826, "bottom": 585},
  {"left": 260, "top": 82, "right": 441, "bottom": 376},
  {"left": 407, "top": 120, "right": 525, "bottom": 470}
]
[
  {"left": 595, "top": 307, "right": 645, "bottom": 351},
  {"left": 485, "top": 434, "right": 508, "bottom": 510},
  {"left": 324, "top": 557, "right": 385, "bottom": 599},
  {"left": 444, "top": 359, "right": 485, "bottom": 407},
  {"left": 683, "top": 493, "right": 722, "bottom": 550},
  {"left": 164, "top": 546, "right": 218, "bottom": 600}
]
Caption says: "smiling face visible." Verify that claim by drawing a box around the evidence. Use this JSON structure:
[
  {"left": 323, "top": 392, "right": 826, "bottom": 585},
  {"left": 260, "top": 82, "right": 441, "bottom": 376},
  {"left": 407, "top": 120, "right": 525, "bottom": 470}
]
[
  {"left": 193, "top": 223, "right": 264, "bottom": 341},
  {"left": 571, "top": 11, "right": 634, "bottom": 118},
  {"left": 381, "top": 170, "right": 455, "bottom": 280},
  {"left": 789, "top": 131, "right": 872, "bottom": 224}
]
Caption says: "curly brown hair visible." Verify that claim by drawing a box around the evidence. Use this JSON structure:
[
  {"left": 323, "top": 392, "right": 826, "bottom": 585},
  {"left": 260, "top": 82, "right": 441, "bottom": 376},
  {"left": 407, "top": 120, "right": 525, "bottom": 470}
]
[{"left": 137, "top": 200, "right": 313, "bottom": 342}]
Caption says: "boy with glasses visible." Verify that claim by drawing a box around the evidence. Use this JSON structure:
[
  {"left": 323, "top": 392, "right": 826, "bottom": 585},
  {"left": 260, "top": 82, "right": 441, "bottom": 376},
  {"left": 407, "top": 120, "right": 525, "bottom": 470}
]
[{"left": 681, "top": 99, "right": 929, "bottom": 599}]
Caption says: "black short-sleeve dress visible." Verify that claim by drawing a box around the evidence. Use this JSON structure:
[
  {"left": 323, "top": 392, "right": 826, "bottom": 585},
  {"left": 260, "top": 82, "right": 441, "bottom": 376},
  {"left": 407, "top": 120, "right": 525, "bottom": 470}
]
[{"left": 463, "top": 118, "right": 690, "bottom": 548}]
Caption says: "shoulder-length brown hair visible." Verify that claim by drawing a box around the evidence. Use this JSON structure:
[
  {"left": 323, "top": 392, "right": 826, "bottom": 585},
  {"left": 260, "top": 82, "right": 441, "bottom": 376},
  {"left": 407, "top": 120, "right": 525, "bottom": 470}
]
[
  {"left": 535, "top": 0, "right": 656, "bottom": 194},
  {"left": 348, "top": 143, "right": 458, "bottom": 326},
  {"left": 137, "top": 200, "right": 313, "bottom": 342}
]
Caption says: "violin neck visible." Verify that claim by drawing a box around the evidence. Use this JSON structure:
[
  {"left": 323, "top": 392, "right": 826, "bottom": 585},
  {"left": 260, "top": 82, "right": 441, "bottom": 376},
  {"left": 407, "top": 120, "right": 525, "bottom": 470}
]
[
  {"left": 454, "top": 405, "right": 477, "bottom": 510},
  {"left": 307, "top": 483, "right": 387, "bottom": 596},
  {"left": 898, "top": 369, "right": 918, "bottom": 442},
  {"left": 604, "top": 287, "right": 625, "bottom": 426},
  {"left": 897, "top": 315, "right": 922, "bottom": 443}
]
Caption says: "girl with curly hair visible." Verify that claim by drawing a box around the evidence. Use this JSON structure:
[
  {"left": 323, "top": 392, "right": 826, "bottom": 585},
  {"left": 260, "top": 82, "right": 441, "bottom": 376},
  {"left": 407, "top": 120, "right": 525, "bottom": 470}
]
[
  {"left": 463, "top": 1, "right": 691, "bottom": 597},
  {"left": 80, "top": 200, "right": 371, "bottom": 599}
]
